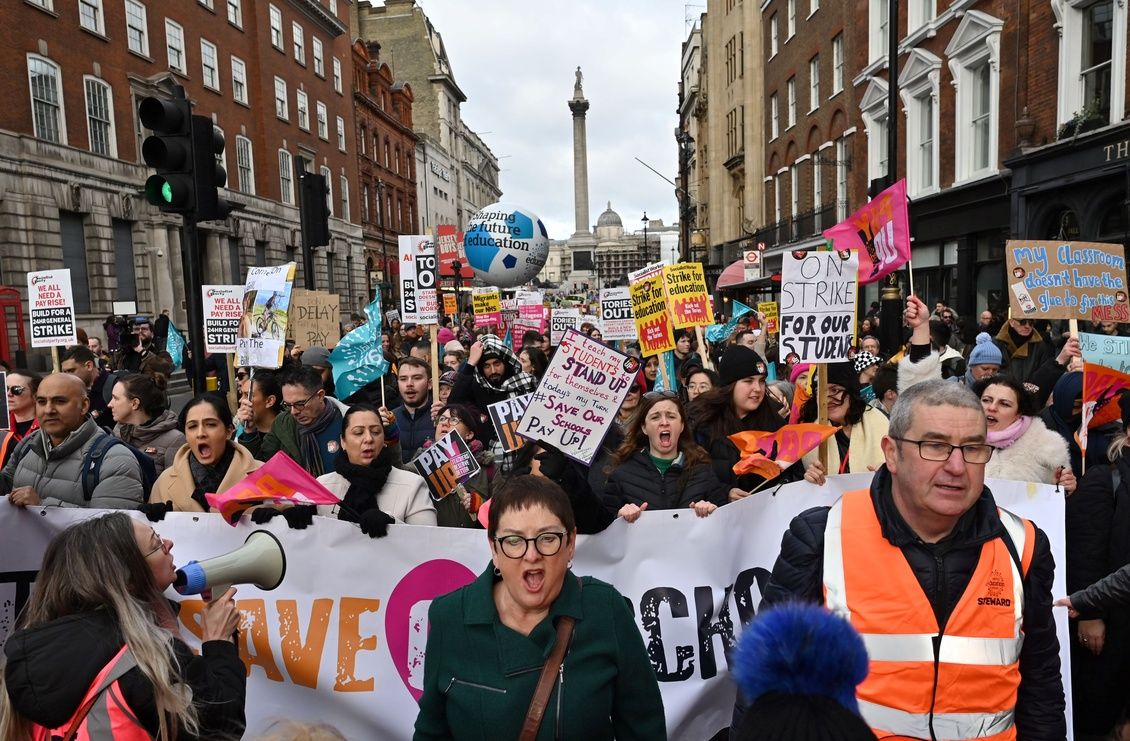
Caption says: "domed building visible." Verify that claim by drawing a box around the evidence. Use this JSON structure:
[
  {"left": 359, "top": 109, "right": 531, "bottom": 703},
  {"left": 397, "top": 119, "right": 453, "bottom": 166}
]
[{"left": 595, "top": 202, "right": 624, "bottom": 241}]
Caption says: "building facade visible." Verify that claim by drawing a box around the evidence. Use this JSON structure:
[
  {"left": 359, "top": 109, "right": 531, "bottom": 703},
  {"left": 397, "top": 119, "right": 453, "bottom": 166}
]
[{"left": 4, "top": 0, "right": 366, "bottom": 363}]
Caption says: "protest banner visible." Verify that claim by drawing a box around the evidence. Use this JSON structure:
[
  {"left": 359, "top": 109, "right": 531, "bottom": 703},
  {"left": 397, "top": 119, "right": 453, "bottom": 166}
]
[
  {"left": 286, "top": 289, "right": 341, "bottom": 347},
  {"left": 399, "top": 235, "right": 438, "bottom": 324},
  {"left": 599, "top": 286, "right": 636, "bottom": 341},
  {"left": 442, "top": 293, "right": 457, "bottom": 316},
  {"left": 329, "top": 296, "right": 390, "bottom": 400},
  {"left": 202, "top": 285, "right": 244, "bottom": 353},
  {"left": 517, "top": 329, "right": 637, "bottom": 464},
  {"left": 471, "top": 287, "right": 501, "bottom": 328},
  {"left": 0, "top": 474, "right": 1070, "bottom": 741},
  {"left": 822, "top": 178, "right": 911, "bottom": 285},
  {"left": 1006, "top": 240, "right": 1130, "bottom": 321},
  {"left": 757, "top": 301, "right": 779, "bottom": 334},
  {"left": 629, "top": 272, "right": 675, "bottom": 355},
  {"left": 207, "top": 452, "right": 341, "bottom": 524},
  {"left": 27, "top": 269, "right": 77, "bottom": 348},
  {"left": 1080, "top": 331, "right": 1130, "bottom": 373},
  {"left": 779, "top": 250, "right": 858, "bottom": 363},
  {"left": 166, "top": 322, "right": 185, "bottom": 369},
  {"left": 412, "top": 429, "right": 481, "bottom": 500},
  {"left": 487, "top": 393, "right": 532, "bottom": 453},
  {"left": 1082, "top": 361, "right": 1130, "bottom": 430},
  {"left": 236, "top": 263, "right": 297, "bottom": 368},
  {"left": 549, "top": 308, "right": 580, "bottom": 345},
  {"left": 663, "top": 262, "right": 715, "bottom": 328}
]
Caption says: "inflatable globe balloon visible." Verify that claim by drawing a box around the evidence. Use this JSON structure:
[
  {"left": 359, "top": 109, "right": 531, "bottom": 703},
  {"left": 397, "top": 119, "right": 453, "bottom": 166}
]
[{"left": 464, "top": 203, "right": 549, "bottom": 288}]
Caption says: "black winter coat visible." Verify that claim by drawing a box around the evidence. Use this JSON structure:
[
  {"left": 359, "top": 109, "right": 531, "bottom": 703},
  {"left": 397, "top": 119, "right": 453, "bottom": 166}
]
[
  {"left": 3, "top": 608, "right": 246, "bottom": 739},
  {"left": 757, "top": 467, "right": 1066, "bottom": 740},
  {"left": 603, "top": 451, "right": 728, "bottom": 514}
]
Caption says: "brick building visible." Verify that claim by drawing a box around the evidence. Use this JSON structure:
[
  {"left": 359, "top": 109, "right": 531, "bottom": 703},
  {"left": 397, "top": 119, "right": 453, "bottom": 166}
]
[
  {"left": 352, "top": 39, "right": 417, "bottom": 306},
  {"left": 2, "top": 0, "right": 367, "bottom": 363}
]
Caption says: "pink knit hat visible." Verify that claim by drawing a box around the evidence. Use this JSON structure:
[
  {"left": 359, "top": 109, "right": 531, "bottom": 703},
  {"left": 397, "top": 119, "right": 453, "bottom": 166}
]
[{"left": 788, "top": 362, "right": 812, "bottom": 385}]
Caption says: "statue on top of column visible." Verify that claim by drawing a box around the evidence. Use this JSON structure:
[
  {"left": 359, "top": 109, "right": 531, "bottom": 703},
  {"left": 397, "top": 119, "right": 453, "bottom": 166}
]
[{"left": 574, "top": 66, "right": 583, "bottom": 95}]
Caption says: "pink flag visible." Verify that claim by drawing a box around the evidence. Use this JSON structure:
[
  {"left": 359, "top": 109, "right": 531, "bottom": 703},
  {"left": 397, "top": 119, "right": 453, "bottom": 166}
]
[
  {"left": 822, "top": 179, "right": 911, "bottom": 285},
  {"left": 206, "top": 452, "right": 341, "bottom": 525}
]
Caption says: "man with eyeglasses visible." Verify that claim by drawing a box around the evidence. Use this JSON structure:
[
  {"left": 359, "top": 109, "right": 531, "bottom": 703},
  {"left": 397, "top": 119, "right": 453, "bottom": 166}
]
[
  {"left": 755, "top": 379, "right": 1065, "bottom": 740},
  {"left": 279, "top": 365, "right": 344, "bottom": 476}
]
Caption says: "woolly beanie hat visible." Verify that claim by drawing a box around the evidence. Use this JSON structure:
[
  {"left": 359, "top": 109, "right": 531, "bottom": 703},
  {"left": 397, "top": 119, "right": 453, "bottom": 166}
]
[
  {"left": 720, "top": 345, "right": 769, "bottom": 386},
  {"left": 968, "top": 333, "right": 1004, "bottom": 367}
]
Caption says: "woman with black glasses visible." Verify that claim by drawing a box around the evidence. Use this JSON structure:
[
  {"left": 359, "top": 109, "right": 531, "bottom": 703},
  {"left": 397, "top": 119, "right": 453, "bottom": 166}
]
[{"left": 6, "top": 369, "right": 42, "bottom": 441}]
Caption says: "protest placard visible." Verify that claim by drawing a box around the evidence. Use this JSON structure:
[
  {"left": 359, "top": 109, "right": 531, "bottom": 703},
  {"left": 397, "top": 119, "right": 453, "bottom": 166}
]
[
  {"left": 27, "top": 269, "right": 77, "bottom": 348},
  {"left": 549, "top": 308, "right": 580, "bottom": 345},
  {"left": 779, "top": 250, "right": 858, "bottom": 363},
  {"left": 629, "top": 272, "right": 675, "bottom": 355},
  {"left": 412, "top": 429, "right": 481, "bottom": 500},
  {"left": 758, "top": 301, "right": 779, "bottom": 334},
  {"left": 663, "top": 262, "right": 715, "bottom": 328},
  {"left": 1080, "top": 331, "right": 1130, "bottom": 373},
  {"left": 202, "top": 285, "right": 244, "bottom": 353},
  {"left": 472, "top": 288, "right": 501, "bottom": 328},
  {"left": 488, "top": 393, "right": 532, "bottom": 453},
  {"left": 599, "top": 287, "right": 636, "bottom": 340},
  {"left": 442, "top": 294, "right": 457, "bottom": 316},
  {"left": 399, "top": 235, "right": 438, "bottom": 324},
  {"left": 1005, "top": 240, "right": 1129, "bottom": 321},
  {"left": 516, "top": 329, "right": 639, "bottom": 465},
  {"left": 286, "top": 289, "right": 340, "bottom": 348},
  {"left": 823, "top": 179, "right": 911, "bottom": 285},
  {"left": 385, "top": 309, "right": 400, "bottom": 326},
  {"left": 236, "top": 263, "right": 296, "bottom": 368}
]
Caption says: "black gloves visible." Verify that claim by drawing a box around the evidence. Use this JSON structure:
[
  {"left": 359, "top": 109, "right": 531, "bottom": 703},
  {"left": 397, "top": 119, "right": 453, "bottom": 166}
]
[
  {"left": 138, "top": 500, "right": 173, "bottom": 522},
  {"left": 358, "top": 508, "right": 396, "bottom": 538},
  {"left": 534, "top": 446, "right": 568, "bottom": 480},
  {"left": 250, "top": 505, "right": 316, "bottom": 529},
  {"left": 250, "top": 507, "right": 282, "bottom": 524}
]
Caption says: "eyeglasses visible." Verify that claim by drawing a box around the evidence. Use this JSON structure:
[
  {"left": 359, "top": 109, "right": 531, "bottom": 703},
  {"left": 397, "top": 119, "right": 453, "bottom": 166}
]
[
  {"left": 281, "top": 391, "right": 318, "bottom": 411},
  {"left": 826, "top": 387, "right": 848, "bottom": 403},
  {"left": 235, "top": 371, "right": 249, "bottom": 381},
  {"left": 142, "top": 530, "right": 169, "bottom": 558},
  {"left": 494, "top": 531, "right": 567, "bottom": 559},
  {"left": 6, "top": 386, "right": 25, "bottom": 397},
  {"left": 643, "top": 390, "right": 678, "bottom": 401},
  {"left": 890, "top": 436, "right": 994, "bottom": 464},
  {"left": 435, "top": 414, "right": 465, "bottom": 426}
]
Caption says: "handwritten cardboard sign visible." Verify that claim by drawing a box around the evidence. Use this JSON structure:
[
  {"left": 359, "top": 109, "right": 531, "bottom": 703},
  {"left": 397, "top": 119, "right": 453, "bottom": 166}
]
[
  {"left": 600, "top": 287, "right": 636, "bottom": 341},
  {"left": 472, "top": 288, "right": 502, "bottom": 328},
  {"left": 758, "top": 301, "right": 779, "bottom": 335},
  {"left": 780, "top": 251, "right": 858, "bottom": 363},
  {"left": 663, "top": 263, "right": 715, "bottom": 328},
  {"left": 488, "top": 393, "right": 532, "bottom": 453},
  {"left": 516, "top": 329, "right": 638, "bottom": 465},
  {"left": 27, "top": 269, "right": 77, "bottom": 348},
  {"left": 1080, "top": 331, "right": 1130, "bottom": 374},
  {"left": 202, "top": 285, "right": 244, "bottom": 353},
  {"left": 549, "top": 308, "right": 580, "bottom": 346},
  {"left": 1006, "top": 240, "right": 1130, "bottom": 321},
  {"left": 412, "top": 429, "right": 481, "bottom": 500},
  {"left": 287, "top": 289, "right": 341, "bottom": 348}
]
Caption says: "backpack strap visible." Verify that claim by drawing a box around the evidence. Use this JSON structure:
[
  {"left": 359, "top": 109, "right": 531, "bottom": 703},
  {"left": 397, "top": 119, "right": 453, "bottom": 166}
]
[{"left": 82, "top": 435, "right": 120, "bottom": 501}]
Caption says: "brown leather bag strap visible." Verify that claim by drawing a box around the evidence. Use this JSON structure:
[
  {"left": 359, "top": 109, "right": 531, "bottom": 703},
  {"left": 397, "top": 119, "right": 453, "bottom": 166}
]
[{"left": 519, "top": 579, "right": 581, "bottom": 741}]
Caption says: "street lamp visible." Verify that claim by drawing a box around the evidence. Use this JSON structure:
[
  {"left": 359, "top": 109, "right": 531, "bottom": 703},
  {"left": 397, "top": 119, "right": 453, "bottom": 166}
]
[
  {"left": 641, "top": 212, "right": 650, "bottom": 262},
  {"left": 376, "top": 179, "right": 387, "bottom": 302}
]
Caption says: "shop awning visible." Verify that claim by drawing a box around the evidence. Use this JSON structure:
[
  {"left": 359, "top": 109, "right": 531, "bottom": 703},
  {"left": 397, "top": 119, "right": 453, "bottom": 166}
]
[{"left": 716, "top": 258, "right": 779, "bottom": 289}]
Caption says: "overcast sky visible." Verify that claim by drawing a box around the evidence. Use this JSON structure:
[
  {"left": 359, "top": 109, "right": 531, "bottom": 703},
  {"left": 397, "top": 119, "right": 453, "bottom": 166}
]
[{"left": 378, "top": 0, "right": 697, "bottom": 240}]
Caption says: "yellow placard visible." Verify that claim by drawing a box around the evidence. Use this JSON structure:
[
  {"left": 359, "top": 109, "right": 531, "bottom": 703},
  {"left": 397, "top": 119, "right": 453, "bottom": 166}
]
[
  {"left": 758, "top": 301, "right": 779, "bottom": 334},
  {"left": 662, "top": 263, "right": 715, "bottom": 328},
  {"left": 629, "top": 274, "right": 675, "bottom": 355}
]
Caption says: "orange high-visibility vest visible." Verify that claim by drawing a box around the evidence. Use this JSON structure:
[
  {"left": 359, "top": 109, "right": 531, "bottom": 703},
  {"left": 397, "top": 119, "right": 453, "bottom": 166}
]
[
  {"left": 33, "top": 645, "right": 153, "bottom": 741},
  {"left": 823, "top": 489, "right": 1035, "bottom": 741}
]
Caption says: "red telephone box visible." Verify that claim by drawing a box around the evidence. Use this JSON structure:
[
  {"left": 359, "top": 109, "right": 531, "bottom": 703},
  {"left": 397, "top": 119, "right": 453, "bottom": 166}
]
[{"left": 0, "top": 287, "right": 28, "bottom": 366}]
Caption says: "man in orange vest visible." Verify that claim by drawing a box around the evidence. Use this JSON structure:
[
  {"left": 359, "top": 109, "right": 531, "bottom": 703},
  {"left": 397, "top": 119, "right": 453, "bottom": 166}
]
[{"left": 758, "top": 378, "right": 1065, "bottom": 740}]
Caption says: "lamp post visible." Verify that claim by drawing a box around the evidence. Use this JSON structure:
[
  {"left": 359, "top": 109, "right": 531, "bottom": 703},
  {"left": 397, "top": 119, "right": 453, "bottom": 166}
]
[
  {"left": 375, "top": 179, "right": 387, "bottom": 302},
  {"left": 642, "top": 212, "right": 650, "bottom": 263}
]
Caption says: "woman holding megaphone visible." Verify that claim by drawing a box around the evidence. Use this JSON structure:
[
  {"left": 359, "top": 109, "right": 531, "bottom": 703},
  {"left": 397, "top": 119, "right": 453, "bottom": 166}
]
[{"left": 0, "top": 512, "right": 246, "bottom": 740}]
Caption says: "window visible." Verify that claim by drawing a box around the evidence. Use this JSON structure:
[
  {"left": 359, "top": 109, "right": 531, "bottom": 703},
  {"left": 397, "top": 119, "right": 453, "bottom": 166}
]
[
  {"left": 231, "top": 56, "right": 247, "bottom": 104},
  {"left": 769, "top": 15, "right": 779, "bottom": 57},
  {"left": 787, "top": 77, "right": 796, "bottom": 128},
  {"left": 329, "top": 0, "right": 337, "bottom": 15},
  {"left": 774, "top": 175, "right": 783, "bottom": 222},
  {"left": 362, "top": 184, "right": 370, "bottom": 222},
  {"left": 321, "top": 166, "right": 333, "bottom": 216},
  {"left": 1054, "top": 0, "right": 1124, "bottom": 128},
  {"left": 970, "top": 63, "right": 992, "bottom": 171},
  {"left": 235, "top": 135, "right": 254, "bottom": 194},
  {"left": 1082, "top": 1, "right": 1114, "bottom": 120},
  {"left": 84, "top": 77, "right": 115, "bottom": 157},
  {"left": 916, "top": 93, "right": 936, "bottom": 190},
  {"left": 112, "top": 220, "right": 138, "bottom": 303},
  {"left": 79, "top": 0, "right": 104, "bottom": 34},
  {"left": 313, "top": 37, "right": 324, "bottom": 77},
  {"left": 198, "top": 0, "right": 213, "bottom": 9},
  {"left": 279, "top": 149, "right": 293, "bottom": 205},
  {"left": 292, "top": 21, "right": 305, "bottom": 64},
  {"left": 770, "top": 93, "right": 779, "bottom": 139},
  {"left": 227, "top": 0, "right": 241, "bottom": 27},
  {"left": 339, "top": 176, "right": 349, "bottom": 221},
  {"left": 269, "top": 4, "right": 283, "bottom": 49},
  {"left": 326, "top": 252, "right": 336, "bottom": 292},
  {"left": 812, "top": 151, "right": 823, "bottom": 224},
  {"left": 861, "top": 77, "right": 889, "bottom": 184},
  {"left": 901, "top": 49, "right": 941, "bottom": 195},
  {"left": 317, "top": 101, "right": 328, "bottom": 139},
  {"left": 336, "top": 116, "right": 346, "bottom": 151},
  {"left": 28, "top": 0, "right": 54, "bottom": 9},
  {"left": 296, "top": 90, "right": 309, "bottom": 130},
  {"left": 201, "top": 40, "right": 220, "bottom": 90},
  {"left": 832, "top": 34, "right": 845, "bottom": 94},
  {"left": 790, "top": 163, "right": 800, "bottom": 220},
  {"left": 787, "top": 0, "right": 796, "bottom": 39},
  {"left": 909, "top": 0, "right": 936, "bottom": 31},
  {"left": 360, "top": 126, "right": 367, "bottom": 155},
  {"left": 836, "top": 138, "right": 849, "bottom": 220},
  {"left": 60, "top": 212, "right": 92, "bottom": 313},
  {"left": 165, "top": 19, "right": 185, "bottom": 73},
  {"left": 870, "top": 0, "right": 889, "bottom": 62},
  {"left": 27, "top": 55, "right": 65, "bottom": 144},
  {"left": 125, "top": 1, "right": 148, "bottom": 56},
  {"left": 332, "top": 58, "right": 342, "bottom": 94},
  {"left": 809, "top": 56, "right": 820, "bottom": 111},
  {"left": 945, "top": 11, "right": 1002, "bottom": 181},
  {"left": 810, "top": 0, "right": 819, "bottom": 15},
  {"left": 274, "top": 77, "right": 288, "bottom": 119}
]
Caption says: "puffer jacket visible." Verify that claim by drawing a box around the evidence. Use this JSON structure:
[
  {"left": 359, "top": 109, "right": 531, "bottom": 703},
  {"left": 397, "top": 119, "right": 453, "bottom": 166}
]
[
  {"left": 113, "top": 409, "right": 185, "bottom": 476},
  {"left": 0, "top": 420, "right": 143, "bottom": 509},
  {"left": 984, "top": 416, "right": 1070, "bottom": 486},
  {"left": 150, "top": 441, "right": 262, "bottom": 512},
  {"left": 603, "top": 451, "right": 728, "bottom": 513},
  {"left": 757, "top": 466, "right": 1066, "bottom": 740}
]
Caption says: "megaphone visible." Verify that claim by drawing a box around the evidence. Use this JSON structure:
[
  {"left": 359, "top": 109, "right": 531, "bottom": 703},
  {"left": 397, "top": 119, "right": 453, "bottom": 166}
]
[{"left": 174, "top": 530, "right": 286, "bottom": 597}]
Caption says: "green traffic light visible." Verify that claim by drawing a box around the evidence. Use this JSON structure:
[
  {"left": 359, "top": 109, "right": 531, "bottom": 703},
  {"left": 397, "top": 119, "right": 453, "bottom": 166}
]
[{"left": 161, "top": 181, "right": 173, "bottom": 203}]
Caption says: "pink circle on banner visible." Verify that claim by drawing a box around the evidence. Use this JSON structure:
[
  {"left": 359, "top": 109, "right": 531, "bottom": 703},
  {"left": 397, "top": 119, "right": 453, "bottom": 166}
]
[{"left": 385, "top": 559, "right": 477, "bottom": 702}]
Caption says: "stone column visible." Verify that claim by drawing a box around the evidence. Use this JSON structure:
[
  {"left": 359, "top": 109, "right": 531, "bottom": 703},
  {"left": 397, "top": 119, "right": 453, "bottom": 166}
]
[{"left": 569, "top": 75, "right": 591, "bottom": 238}]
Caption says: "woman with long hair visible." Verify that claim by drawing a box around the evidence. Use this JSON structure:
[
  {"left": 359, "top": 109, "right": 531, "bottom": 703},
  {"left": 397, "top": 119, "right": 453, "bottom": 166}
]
[
  {"left": 518, "top": 346, "right": 549, "bottom": 379},
  {"left": 109, "top": 372, "right": 185, "bottom": 475},
  {"left": 1, "top": 513, "right": 245, "bottom": 740},
  {"left": 798, "top": 362, "right": 889, "bottom": 482},
  {"left": 606, "top": 391, "right": 727, "bottom": 521},
  {"left": 616, "top": 372, "right": 647, "bottom": 432}
]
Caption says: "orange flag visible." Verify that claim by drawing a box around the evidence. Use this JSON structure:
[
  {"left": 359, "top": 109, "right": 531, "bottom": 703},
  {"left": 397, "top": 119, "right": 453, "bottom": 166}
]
[
  {"left": 729, "top": 423, "right": 839, "bottom": 478},
  {"left": 1082, "top": 362, "right": 1130, "bottom": 430}
]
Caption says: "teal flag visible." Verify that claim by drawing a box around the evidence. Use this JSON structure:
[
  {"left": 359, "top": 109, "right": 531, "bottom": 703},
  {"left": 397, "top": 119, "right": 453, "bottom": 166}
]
[
  {"left": 329, "top": 296, "right": 390, "bottom": 401},
  {"left": 651, "top": 351, "right": 680, "bottom": 392},
  {"left": 166, "top": 322, "right": 185, "bottom": 369},
  {"left": 705, "top": 301, "right": 754, "bottom": 344}
]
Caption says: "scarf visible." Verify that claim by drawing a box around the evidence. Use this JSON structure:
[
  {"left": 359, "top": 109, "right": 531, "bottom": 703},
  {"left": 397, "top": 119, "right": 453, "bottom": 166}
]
[
  {"left": 298, "top": 401, "right": 342, "bottom": 477},
  {"left": 332, "top": 447, "right": 395, "bottom": 523},
  {"left": 474, "top": 366, "right": 540, "bottom": 397},
  {"left": 188, "top": 444, "right": 236, "bottom": 510},
  {"left": 986, "top": 415, "right": 1034, "bottom": 450}
]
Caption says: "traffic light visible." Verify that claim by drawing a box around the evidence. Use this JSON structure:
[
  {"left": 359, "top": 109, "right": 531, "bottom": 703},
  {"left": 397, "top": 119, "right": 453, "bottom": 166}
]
[
  {"left": 192, "top": 115, "right": 231, "bottom": 222},
  {"left": 299, "top": 172, "right": 331, "bottom": 247},
  {"left": 139, "top": 95, "right": 194, "bottom": 213}
]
